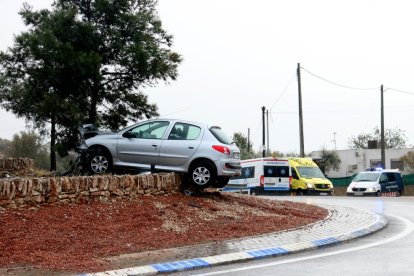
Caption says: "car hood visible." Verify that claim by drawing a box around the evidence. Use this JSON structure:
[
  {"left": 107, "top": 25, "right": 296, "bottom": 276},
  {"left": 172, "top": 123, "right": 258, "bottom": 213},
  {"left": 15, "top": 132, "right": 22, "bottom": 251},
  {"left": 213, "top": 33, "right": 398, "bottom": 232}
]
[
  {"left": 303, "top": 178, "right": 332, "bottom": 185},
  {"left": 78, "top": 124, "right": 115, "bottom": 140},
  {"left": 349, "top": 181, "right": 377, "bottom": 188}
]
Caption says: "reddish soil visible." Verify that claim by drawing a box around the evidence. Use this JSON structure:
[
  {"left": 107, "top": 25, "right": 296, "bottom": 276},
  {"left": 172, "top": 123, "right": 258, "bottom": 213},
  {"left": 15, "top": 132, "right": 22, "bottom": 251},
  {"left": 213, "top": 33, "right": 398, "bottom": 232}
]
[{"left": 0, "top": 192, "right": 327, "bottom": 274}]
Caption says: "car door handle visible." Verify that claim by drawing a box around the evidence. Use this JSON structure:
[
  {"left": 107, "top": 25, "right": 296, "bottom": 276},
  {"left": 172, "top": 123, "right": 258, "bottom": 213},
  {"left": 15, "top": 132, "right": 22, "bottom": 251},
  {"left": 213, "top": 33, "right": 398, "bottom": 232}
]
[
  {"left": 152, "top": 144, "right": 158, "bottom": 148},
  {"left": 188, "top": 146, "right": 194, "bottom": 149}
]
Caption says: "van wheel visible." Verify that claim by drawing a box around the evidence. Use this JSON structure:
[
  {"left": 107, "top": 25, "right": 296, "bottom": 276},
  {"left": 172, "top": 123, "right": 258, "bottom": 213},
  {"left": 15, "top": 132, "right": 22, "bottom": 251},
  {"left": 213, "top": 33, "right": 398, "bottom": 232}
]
[
  {"left": 188, "top": 160, "right": 217, "bottom": 188},
  {"left": 296, "top": 189, "right": 304, "bottom": 196},
  {"left": 376, "top": 191, "right": 382, "bottom": 197},
  {"left": 250, "top": 188, "right": 257, "bottom": 196},
  {"left": 397, "top": 189, "right": 402, "bottom": 197}
]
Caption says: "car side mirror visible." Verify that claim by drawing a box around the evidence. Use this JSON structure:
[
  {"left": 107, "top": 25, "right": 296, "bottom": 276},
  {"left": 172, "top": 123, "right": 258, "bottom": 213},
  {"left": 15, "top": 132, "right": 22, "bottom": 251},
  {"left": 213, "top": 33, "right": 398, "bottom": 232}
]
[{"left": 122, "top": 131, "right": 135, "bottom": 138}]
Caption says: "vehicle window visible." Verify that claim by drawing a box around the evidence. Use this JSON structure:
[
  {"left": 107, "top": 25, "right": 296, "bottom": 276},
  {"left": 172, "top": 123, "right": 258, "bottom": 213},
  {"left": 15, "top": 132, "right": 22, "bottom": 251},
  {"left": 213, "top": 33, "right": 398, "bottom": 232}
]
[
  {"left": 353, "top": 172, "right": 380, "bottom": 182},
  {"left": 209, "top": 127, "right": 232, "bottom": 145},
  {"left": 379, "top": 174, "right": 388, "bottom": 183},
  {"left": 168, "top": 123, "right": 201, "bottom": 140},
  {"left": 291, "top": 168, "right": 299, "bottom": 180},
  {"left": 231, "top": 166, "right": 255, "bottom": 179},
  {"left": 386, "top": 173, "right": 396, "bottom": 182},
  {"left": 130, "top": 121, "right": 169, "bottom": 139},
  {"left": 264, "top": 166, "right": 289, "bottom": 177},
  {"left": 296, "top": 166, "right": 325, "bottom": 179}
]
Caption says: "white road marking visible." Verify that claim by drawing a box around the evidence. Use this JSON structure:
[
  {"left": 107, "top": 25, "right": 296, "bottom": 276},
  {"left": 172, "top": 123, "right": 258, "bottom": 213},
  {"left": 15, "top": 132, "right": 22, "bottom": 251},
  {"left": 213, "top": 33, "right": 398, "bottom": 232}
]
[{"left": 193, "top": 213, "right": 414, "bottom": 276}]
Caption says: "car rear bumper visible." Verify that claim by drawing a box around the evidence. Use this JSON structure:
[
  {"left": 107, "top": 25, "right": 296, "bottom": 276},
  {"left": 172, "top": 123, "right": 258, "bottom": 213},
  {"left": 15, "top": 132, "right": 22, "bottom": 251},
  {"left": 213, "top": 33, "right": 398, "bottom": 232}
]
[{"left": 216, "top": 159, "right": 241, "bottom": 176}]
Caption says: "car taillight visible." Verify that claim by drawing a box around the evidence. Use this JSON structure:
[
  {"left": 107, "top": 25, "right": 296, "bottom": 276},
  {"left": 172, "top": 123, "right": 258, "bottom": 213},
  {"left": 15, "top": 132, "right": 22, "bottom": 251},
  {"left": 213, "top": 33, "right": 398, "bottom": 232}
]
[
  {"left": 289, "top": 176, "right": 292, "bottom": 188},
  {"left": 260, "top": 175, "right": 264, "bottom": 187},
  {"left": 212, "top": 145, "right": 230, "bottom": 155}
]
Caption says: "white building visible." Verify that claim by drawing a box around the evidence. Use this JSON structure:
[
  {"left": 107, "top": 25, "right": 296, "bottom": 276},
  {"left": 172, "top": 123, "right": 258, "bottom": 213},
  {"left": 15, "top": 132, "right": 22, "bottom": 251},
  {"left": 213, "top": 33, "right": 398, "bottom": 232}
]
[{"left": 310, "top": 148, "right": 413, "bottom": 178}]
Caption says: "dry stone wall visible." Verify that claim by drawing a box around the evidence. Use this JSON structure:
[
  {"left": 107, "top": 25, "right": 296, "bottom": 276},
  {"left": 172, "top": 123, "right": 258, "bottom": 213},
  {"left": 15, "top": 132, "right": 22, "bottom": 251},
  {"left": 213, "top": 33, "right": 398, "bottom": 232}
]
[
  {"left": 0, "top": 158, "right": 33, "bottom": 172},
  {"left": 0, "top": 173, "right": 181, "bottom": 209}
]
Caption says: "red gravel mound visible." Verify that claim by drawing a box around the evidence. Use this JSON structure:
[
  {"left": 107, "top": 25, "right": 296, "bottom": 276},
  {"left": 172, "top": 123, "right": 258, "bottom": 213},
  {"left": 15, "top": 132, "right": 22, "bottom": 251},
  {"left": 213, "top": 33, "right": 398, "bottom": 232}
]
[{"left": 0, "top": 192, "right": 327, "bottom": 273}]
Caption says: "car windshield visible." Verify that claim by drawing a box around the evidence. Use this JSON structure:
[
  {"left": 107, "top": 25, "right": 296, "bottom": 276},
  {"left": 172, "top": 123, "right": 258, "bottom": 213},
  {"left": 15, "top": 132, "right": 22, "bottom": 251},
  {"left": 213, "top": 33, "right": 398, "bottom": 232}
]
[
  {"left": 353, "top": 172, "right": 380, "bottom": 182},
  {"left": 209, "top": 126, "right": 232, "bottom": 145},
  {"left": 297, "top": 166, "right": 325, "bottom": 179}
]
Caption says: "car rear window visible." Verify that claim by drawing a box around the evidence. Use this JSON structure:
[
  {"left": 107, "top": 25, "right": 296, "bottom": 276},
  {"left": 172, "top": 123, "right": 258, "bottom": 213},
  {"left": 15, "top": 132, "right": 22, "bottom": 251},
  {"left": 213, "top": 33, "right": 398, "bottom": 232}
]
[
  {"left": 264, "top": 166, "right": 289, "bottom": 178},
  {"left": 209, "top": 126, "right": 232, "bottom": 145}
]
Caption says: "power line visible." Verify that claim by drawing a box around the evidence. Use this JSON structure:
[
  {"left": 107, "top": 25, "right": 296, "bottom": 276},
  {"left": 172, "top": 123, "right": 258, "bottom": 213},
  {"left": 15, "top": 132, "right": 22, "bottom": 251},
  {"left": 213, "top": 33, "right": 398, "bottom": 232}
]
[
  {"left": 387, "top": 88, "right": 414, "bottom": 96},
  {"left": 269, "top": 73, "right": 296, "bottom": 111},
  {"left": 300, "top": 66, "right": 380, "bottom": 91}
]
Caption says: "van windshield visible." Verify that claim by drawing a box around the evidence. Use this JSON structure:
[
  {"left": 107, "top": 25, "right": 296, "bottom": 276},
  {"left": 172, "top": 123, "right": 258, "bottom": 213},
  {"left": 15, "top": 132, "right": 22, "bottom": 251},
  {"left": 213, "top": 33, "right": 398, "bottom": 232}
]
[
  {"left": 297, "top": 167, "right": 325, "bottom": 179},
  {"left": 353, "top": 172, "right": 380, "bottom": 182}
]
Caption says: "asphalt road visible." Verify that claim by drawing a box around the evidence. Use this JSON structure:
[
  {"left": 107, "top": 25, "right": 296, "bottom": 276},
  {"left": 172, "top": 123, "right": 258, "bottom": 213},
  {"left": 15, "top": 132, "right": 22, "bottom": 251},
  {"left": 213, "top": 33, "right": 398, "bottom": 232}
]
[{"left": 174, "top": 196, "right": 414, "bottom": 276}]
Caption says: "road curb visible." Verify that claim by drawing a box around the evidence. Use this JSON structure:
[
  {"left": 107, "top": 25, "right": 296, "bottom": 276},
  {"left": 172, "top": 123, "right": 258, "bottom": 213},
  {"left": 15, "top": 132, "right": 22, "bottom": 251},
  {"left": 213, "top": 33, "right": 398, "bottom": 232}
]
[{"left": 82, "top": 209, "right": 387, "bottom": 276}]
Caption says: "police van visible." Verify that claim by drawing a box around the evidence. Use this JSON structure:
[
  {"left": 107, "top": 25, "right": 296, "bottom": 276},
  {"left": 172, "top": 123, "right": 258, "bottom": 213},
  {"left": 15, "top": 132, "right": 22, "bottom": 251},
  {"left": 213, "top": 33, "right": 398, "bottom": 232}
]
[
  {"left": 346, "top": 168, "right": 404, "bottom": 196},
  {"left": 222, "top": 158, "right": 292, "bottom": 195}
]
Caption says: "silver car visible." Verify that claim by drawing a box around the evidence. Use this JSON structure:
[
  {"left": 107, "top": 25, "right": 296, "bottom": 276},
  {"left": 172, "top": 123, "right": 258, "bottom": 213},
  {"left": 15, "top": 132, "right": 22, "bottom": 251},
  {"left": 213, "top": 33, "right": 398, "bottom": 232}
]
[{"left": 79, "top": 119, "right": 241, "bottom": 189}]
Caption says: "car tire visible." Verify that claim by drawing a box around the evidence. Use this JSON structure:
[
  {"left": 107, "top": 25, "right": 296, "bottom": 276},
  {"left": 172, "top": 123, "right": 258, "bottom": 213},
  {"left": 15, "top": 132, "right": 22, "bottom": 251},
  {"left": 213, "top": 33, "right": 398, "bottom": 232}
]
[
  {"left": 188, "top": 160, "right": 217, "bottom": 188},
  {"left": 88, "top": 148, "right": 112, "bottom": 174},
  {"left": 212, "top": 176, "right": 230, "bottom": 188},
  {"left": 250, "top": 188, "right": 257, "bottom": 196},
  {"left": 376, "top": 191, "right": 382, "bottom": 197},
  {"left": 296, "top": 189, "right": 304, "bottom": 196}
]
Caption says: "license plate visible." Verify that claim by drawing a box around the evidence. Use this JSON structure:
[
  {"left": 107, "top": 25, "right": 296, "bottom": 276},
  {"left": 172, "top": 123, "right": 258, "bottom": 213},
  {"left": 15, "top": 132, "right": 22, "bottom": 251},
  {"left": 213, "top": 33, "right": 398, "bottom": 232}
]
[
  {"left": 233, "top": 152, "right": 240, "bottom": 159},
  {"left": 354, "top": 192, "right": 363, "bottom": 196},
  {"left": 320, "top": 192, "right": 328, "bottom": 196}
]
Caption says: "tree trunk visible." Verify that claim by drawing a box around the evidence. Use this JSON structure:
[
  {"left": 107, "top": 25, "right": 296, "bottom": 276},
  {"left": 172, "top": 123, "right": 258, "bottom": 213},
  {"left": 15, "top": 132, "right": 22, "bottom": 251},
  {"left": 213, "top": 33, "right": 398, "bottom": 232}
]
[
  {"left": 50, "top": 115, "right": 57, "bottom": 171},
  {"left": 88, "top": 79, "right": 99, "bottom": 125}
]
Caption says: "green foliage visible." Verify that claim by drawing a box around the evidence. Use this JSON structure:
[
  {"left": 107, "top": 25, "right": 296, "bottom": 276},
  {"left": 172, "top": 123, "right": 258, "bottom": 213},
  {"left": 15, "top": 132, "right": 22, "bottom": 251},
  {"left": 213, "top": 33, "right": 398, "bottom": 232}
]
[
  {"left": 232, "top": 132, "right": 257, "bottom": 160},
  {"left": 4, "top": 131, "right": 50, "bottom": 170},
  {"left": 0, "top": 0, "right": 181, "bottom": 170},
  {"left": 320, "top": 148, "right": 341, "bottom": 172},
  {"left": 0, "top": 138, "right": 11, "bottom": 157},
  {"left": 401, "top": 151, "right": 414, "bottom": 173},
  {"left": 347, "top": 127, "right": 408, "bottom": 149}
]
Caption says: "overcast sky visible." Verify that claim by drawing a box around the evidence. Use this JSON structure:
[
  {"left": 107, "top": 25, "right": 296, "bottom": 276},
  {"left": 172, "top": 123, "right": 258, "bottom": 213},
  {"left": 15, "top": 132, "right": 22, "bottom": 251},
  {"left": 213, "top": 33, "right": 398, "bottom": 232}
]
[{"left": 1, "top": 0, "right": 414, "bottom": 154}]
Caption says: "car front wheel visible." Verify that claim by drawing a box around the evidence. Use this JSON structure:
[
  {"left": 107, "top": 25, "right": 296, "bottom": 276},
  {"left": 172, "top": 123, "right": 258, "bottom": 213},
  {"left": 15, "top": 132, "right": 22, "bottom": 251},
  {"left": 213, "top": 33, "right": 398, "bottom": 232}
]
[{"left": 88, "top": 148, "right": 112, "bottom": 174}]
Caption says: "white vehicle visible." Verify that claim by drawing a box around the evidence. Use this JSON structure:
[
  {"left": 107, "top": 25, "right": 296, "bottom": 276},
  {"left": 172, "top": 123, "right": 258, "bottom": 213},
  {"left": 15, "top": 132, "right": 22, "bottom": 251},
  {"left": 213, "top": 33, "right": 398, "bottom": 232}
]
[
  {"left": 222, "top": 158, "right": 292, "bottom": 195},
  {"left": 346, "top": 168, "right": 404, "bottom": 196}
]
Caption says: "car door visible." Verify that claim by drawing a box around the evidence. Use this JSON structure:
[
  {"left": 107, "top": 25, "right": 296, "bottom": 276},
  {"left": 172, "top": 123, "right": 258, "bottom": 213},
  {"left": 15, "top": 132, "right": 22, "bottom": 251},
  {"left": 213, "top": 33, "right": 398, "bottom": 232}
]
[
  {"left": 157, "top": 122, "right": 203, "bottom": 168},
  {"left": 379, "top": 173, "right": 389, "bottom": 192},
  {"left": 385, "top": 172, "right": 397, "bottom": 192},
  {"left": 116, "top": 121, "right": 170, "bottom": 166}
]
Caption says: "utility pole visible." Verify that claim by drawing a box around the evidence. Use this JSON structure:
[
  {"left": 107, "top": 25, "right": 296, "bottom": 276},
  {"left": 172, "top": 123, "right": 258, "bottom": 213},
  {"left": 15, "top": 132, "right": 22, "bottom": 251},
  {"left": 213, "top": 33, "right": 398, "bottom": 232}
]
[
  {"left": 381, "top": 84, "right": 386, "bottom": 168},
  {"left": 333, "top": 132, "right": 337, "bottom": 151},
  {"left": 247, "top": 128, "right": 250, "bottom": 152},
  {"left": 266, "top": 109, "right": 270, "bottom": 155},
  {"left": 262, "top": 106, "right": 266, "bottom": 158},
  {"left": 297, "top": 63, "right": 305, "bottom": 157}
]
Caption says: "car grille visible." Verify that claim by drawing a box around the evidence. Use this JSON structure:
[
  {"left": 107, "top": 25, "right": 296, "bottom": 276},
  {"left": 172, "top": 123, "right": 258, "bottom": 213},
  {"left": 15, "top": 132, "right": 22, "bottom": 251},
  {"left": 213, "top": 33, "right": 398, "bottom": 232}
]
[
  {"left": 315, "top": 184, "right": 330, "bottom": 189},
  {"left": 352, "top": 188, "right": 366, "bottom": 192}
]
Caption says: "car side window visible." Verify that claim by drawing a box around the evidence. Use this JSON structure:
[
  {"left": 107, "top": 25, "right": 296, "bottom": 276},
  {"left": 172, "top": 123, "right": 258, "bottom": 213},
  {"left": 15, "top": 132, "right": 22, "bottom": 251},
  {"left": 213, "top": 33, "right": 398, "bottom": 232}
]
[
  {"left": 386, "top": 173, "right": 396, "bottom": 182},
  {"left": 130, "top": 121, "right": 170, "bottom": 139},
  {"left": 291, "top": 168, "right": 299, "bottom": 180},
  {"left": 379, "top": 174, "right": 388, "bottom": 184},
  {"left": 168, "top": 123, "right": 201, "bottom": 140}
]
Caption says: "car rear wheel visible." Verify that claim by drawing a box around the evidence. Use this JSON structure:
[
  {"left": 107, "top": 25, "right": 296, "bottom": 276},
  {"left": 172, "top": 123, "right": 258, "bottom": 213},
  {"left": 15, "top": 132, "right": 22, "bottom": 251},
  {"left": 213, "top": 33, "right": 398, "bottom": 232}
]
[
  {"left": 88, "top": 148, "right": 112, "bottom": 174},
  {"left": 189, "top": 161, "right": 217, "bottom": 188},
  {"left": 212, "top": 176, "right": 230, "bottom": 188}
]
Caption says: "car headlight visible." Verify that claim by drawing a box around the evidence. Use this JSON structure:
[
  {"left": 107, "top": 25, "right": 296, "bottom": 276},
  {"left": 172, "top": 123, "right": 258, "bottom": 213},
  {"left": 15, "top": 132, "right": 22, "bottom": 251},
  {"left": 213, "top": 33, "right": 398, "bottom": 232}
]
[
  {"left": 368, "top": 187, "right": 376, "bottom": 192},
  {"left": 306, "top": 182, "right": 314, "bottom": 188}
]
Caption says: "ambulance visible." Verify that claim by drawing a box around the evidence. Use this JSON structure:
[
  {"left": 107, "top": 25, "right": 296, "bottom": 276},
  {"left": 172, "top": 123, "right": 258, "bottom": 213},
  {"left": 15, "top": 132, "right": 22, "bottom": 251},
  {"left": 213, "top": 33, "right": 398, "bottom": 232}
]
[
  {"left": 223, "top": 157, "right": 292, "bottom": 195},
  {"left": 288, "top": 157, "right": 334, "bottom": 195}
]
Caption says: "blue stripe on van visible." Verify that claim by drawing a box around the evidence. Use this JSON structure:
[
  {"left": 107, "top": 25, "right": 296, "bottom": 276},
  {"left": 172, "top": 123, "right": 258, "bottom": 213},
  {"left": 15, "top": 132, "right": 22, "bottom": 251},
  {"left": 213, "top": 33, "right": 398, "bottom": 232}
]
[{"left": 263, "top": 187, "right": 290, "bottom": 191}]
